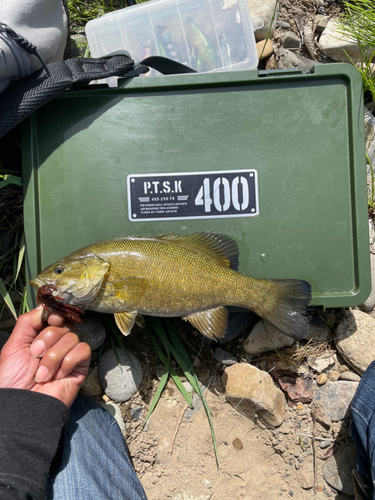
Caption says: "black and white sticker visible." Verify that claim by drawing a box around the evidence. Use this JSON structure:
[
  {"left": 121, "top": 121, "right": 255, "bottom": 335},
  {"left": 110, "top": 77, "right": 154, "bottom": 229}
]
[{"left": 127, "top": 170, "right": 259, "bottom": 221}]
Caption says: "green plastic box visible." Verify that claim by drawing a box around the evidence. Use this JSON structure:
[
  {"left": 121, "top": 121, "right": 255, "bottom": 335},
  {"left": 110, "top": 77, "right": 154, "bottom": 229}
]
[{"left": 23, "top": 63, "right": 370, "bottom": 310}]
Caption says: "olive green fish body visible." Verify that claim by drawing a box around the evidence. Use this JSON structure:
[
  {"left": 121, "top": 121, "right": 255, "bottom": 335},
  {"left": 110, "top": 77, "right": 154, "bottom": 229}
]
[{"left": 30, "top": 233, "right": 311, "bottom": 340}]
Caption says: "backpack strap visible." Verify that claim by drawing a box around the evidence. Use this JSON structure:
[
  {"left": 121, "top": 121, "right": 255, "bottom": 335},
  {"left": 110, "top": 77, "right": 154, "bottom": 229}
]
[
  {"left": 139, "top": 56, "right": 196, "bottom": 75},
  {"left": 0, "top": 54, "right": 134, "bottom": 138},
  {"left": 0, "top": 54, "right": 196, "bottom": 139}
]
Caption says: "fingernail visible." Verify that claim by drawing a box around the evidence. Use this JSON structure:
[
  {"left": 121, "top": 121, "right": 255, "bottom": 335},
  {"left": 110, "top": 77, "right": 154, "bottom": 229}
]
[
  {"left": 36, "top": 304, "right": 43, "bottom": 311},
  {"left": 35, "top": 365, "right": 49, "bottom": 383},
  {"left": 55, "top": 369, "right": 63, "bottom": 380},
  {"left": 30, "top": 340, "right": 46, "bottom": 358}
]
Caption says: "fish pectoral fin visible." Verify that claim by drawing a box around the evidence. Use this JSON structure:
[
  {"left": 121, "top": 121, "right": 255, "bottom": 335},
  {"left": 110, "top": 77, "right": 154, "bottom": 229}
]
[
  {"left": 183, "top": 306, "right": 228, "bottom": 340},
  {"left": 114, "top": 311, "right": 138, "bottom": 336},
  {"left": 111, "top": 276, "right": 149, "bottom": 301}
]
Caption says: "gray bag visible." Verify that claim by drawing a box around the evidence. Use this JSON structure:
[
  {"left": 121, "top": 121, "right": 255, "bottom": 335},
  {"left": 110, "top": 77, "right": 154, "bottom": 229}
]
[{"left": 0, "top": 0, "right": 69, "bottom": 92}]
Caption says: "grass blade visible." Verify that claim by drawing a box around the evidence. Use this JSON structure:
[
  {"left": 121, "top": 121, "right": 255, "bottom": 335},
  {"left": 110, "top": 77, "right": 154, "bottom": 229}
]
[
  {"left": 145, "top": 322, "right": 193, "bottom": 408},
  {"left": 142, "top": 365, "right": 169, "bottom": 428},
  {"left": 0, "top": 278, "right": 17, "bottom": 320}
]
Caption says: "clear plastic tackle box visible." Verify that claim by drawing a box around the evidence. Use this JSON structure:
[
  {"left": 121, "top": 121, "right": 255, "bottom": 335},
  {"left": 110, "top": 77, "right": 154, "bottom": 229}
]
[{"left": 85, "top": 0, "right": 259, "bottom": 73}]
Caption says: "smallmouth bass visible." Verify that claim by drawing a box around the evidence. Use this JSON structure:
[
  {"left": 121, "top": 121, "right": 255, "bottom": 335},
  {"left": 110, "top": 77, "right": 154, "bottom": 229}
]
[{"left": 30, "top": 232, "right": 311, "bottom": 340}]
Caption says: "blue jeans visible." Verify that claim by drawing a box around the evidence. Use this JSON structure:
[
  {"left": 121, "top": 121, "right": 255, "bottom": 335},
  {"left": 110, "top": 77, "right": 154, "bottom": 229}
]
[
  {"left": 47, "top": 393, "right": 147, "bottom": 500},
  {"left": 351, "top": 359, "right": 375, "bottom": 498}
]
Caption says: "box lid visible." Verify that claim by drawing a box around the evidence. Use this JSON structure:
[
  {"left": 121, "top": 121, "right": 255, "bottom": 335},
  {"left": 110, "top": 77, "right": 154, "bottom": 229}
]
[{"left": 23, "top": 64, "right": 370, "bottom": 309}]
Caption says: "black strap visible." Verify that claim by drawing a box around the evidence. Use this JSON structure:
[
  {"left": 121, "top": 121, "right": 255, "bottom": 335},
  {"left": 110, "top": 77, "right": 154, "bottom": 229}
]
[
  {"left": 0, "top": 54, "right": 196, "bottom": 139},
  {"left": 139, "top": 56, "right": 197, "bottom": 75},
  {"left": 0, "top": 55, "right": 134, "bottom": 139}
]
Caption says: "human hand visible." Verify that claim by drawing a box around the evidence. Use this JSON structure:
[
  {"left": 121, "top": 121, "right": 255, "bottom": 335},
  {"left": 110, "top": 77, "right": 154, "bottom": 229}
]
[{"left": 0, "top": 305, "right": 91, "bottom": 407}]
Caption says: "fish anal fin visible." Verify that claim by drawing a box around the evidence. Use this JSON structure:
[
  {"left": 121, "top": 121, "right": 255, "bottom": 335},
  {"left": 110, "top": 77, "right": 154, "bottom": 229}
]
[
  {"left": 183, "top": 306, "right": 228, "bottom": 340},
  {"left": 111, "top": 276, "right": 149, "bottom": 301},
  {"left": 114, "top": 311, "right": 138, "bottom": 336}
]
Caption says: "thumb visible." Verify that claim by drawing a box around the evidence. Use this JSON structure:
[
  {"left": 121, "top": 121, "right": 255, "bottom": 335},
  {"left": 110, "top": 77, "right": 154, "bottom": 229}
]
[{"left": 8, "top": 305, "right": 45, "bottom": 348}]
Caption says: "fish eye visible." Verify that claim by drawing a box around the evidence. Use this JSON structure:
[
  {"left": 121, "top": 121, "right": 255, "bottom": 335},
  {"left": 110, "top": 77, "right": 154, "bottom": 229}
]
[{"left": 54, "top": 266, "right": 65, "bottom": 275}]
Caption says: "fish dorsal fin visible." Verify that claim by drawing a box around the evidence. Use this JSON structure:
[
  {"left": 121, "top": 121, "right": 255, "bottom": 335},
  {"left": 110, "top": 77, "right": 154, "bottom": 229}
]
[
  {"left": 109, "top": 276, "right": 149, "bottom": 301},
  {"left": 155, "top": 232, "right": 239, "bottom": 270},
  {"left": 183, "top": 306, "right": 228, "bottom": 340}
]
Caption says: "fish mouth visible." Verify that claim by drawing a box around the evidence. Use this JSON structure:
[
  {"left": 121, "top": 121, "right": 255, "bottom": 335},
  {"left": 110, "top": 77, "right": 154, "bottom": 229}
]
[{"left": 29, "top": 278, "right": 43, "bottom": 290}]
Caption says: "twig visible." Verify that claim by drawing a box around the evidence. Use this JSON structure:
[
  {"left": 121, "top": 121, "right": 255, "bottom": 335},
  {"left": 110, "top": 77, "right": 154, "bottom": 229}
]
[
  {"left": 168, "top": 402, "right": 188, "bottom": 454},
  {"left": 311, "top": 402, "right": 318, "bottom": 494},
  {"left": 297, "top": 432, "right": 334, "bottom": 442}
]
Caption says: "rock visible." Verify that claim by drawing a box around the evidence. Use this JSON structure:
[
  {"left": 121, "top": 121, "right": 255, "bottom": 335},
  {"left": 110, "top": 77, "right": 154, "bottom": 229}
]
[
  {"left": 313, "top": 380, "right": 359, "bottom": 421},
  {"left": 247, "top": 0, "right": 279, "bottom": 42},
  {"left": 256, "top": 39, "right": 273, "bottom": 59},
  {"left": 69, "top": 34, "right": 88, "bottom": 58},
  {"left": 277, "top": 372, "right": 313, "bottom": 403},
  {"left": 309, "top": 353, "right": 336, "bottom": 373},
  {"left": 0, "top": 331, "right": 10, "bottom": 351},
  {"left": 278, "top": 21, "right": 291, "bottom": 29},
  {"left": 214, "top": 347, "right": 237, "bottom": 366},
  {"left": 320, "top": 440, "right": 332, "bottom": 449},
  {"left": 328, "top": 371, "right": 340, "bottom": 382},
  {"left": 81, "top": 366, "right": 103, "bottom": 397},
  {"left": 243, "top": 320, "right": 294, "bottom": 355},
  {"left": 98, "top": 349, "right": 143, "bottom": 402},
  {"left": 315, "top": 15, "right": 329, "bottom": 33},
  {"left": 369, "top": 219, "right": 375, "bottom": 254},
  {"left": 131, "top": 405, "right": 143, "bottom": 421},
  {"left": 172, "top": 494, "right": 211, "bottom": 500},
  {"left": 217, "top": 311, "right": 256, "bottom": 345},
  {"left": 75, "top": 317, "right": 106, "bottom": 351},
  {"left": 275, "top": 48, "right": 317, "bottom": 74},
  {"left": 335, "top": 309, "right": 375, "bottom": 375},
  {"left": 296, "top": 462, "right": 314, "bottom": 489},
  {"left": 305, "top": 323, "right": 332, "bottom": 343},
  {"left": 359, "top": 253, "right": 375, "bottom": 312},
  {"left": 317, "top": 373, "right": 328, "bottom": 385},
  {"left": 98, "top": 400, "right": 126, "bottom": 434},
  {"left": 282, "top": 32, "right": 300, "bottom": 49},
  {"left": 222, "top": 362, "right": 286, "bottom": 428},
  {"left": 319, "top": 19, "right": 375, "bottom": 63},
  {"left": 339, "top": 371, "right": 361, "bottom": 382},
  {"left": 322, "top": 442, "right": 357, "bottom": 495}
]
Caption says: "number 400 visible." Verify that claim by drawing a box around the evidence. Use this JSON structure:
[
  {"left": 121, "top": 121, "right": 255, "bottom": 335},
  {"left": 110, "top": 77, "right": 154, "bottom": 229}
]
[{"left": 194, "top": 176, "right": 251, "bottom": 213}]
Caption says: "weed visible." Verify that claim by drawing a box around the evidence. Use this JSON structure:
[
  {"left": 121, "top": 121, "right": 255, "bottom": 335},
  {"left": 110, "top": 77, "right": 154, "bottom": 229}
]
[{"left": 338, "top": 0, "right": 375, "bottom": 100}]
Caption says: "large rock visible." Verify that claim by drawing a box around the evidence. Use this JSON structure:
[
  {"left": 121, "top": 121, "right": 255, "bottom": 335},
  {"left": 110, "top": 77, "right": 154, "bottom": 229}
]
[
  {"left": 359, "top": 252, "right": 375, "bottom": 312},
  {"left": 75, "top": 317, "right": 106, "bottom": 351},
  {"left": 322, "top": 442, "right": 357, "bottom": 496},
  {"left": 313, "top": 380, "right": 359, "bottom": 421},
  {"left": 335, "top": 309, "right": 375, "bottom": 375},
  {"left": 275, "top": 48, "right": 318, "bottom": 74},
  {"left": 222, "top": 362, "right": 286, "bottom": 428},
  {"left": 319, "top": 19, "right": 374, "bottom": 63},
  {"left": 247, "top": 0, "right": 279, "bottom": 42},
  {"left": 81, "top": 366, "right": 103, "bottom": 397},
  {"left": 243, "top": 320, "right": 294, "bottom": 355},
  {"left": 98, "top": 349, "right": 143, "bottom": 402}
]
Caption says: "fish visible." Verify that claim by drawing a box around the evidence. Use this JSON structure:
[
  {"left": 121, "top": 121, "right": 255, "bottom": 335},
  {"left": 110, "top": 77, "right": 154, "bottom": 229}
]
[
  {"left": 184, "top": 17, "right": 217, "bottom": 71},
  {"left": 30, "top": 232, "right": 311, "bottom": 340}
]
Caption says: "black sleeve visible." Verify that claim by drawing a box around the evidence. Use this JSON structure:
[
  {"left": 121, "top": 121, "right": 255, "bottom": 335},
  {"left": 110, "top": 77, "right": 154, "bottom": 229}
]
[{"left": 0, "top": 389, "right": 70, "bottom": 500}]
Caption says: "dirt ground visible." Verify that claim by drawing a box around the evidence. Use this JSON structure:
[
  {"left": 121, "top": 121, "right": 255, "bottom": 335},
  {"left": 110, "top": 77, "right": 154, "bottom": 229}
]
[{"left": 101, "top": 318, "right": 354, "bottom": 500}]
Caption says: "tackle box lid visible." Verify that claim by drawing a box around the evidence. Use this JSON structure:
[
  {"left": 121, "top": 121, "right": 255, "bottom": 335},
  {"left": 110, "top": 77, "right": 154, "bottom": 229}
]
[{"left": 22, "top": 63, "right": 370, "bottom": 309}]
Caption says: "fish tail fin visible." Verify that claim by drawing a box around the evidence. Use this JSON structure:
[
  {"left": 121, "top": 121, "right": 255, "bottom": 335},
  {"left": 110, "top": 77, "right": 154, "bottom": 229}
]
[{"left": 259, "top": 279, "right": 312, "bottom": 339}]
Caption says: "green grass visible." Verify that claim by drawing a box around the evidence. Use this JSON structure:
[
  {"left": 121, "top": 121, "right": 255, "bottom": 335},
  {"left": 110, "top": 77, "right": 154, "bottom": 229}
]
[
  {"left": 338, "top": 0, "right": 375, "bottom": 100},
  {"left": 144, "top": 318, "right": 219, "bottom": 467},
  {"left": 67, "top": 0, "right": 149, "bottom": 35}
]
